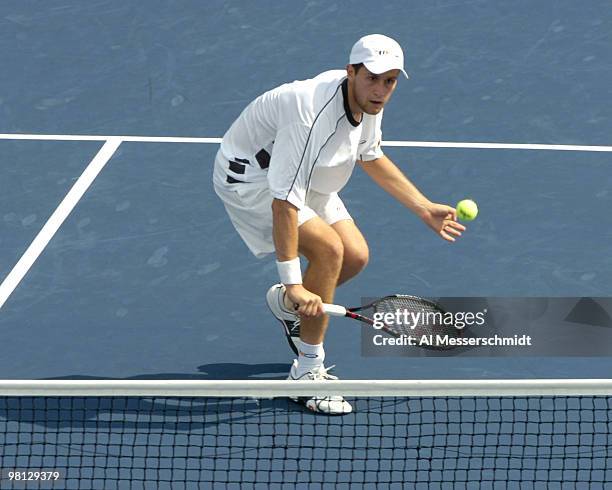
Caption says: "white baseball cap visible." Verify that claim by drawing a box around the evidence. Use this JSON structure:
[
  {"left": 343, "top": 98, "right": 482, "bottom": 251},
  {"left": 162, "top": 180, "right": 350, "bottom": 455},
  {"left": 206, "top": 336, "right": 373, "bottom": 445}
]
[{"left": 349, "top": 34, "right": 409, "bottom": 78}]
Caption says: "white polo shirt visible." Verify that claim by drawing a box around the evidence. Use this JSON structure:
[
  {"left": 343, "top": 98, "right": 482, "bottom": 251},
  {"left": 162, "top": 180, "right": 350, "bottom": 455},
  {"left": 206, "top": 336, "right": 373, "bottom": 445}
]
[{"left": 214, "top": 70, "right": 384, "bottom": 210}]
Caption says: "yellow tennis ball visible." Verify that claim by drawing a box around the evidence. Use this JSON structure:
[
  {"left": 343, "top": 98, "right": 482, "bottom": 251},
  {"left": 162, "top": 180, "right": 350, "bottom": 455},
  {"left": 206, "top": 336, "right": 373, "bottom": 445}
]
[{"left": 456, "top": 199, "right": 478, "bottom": 221}]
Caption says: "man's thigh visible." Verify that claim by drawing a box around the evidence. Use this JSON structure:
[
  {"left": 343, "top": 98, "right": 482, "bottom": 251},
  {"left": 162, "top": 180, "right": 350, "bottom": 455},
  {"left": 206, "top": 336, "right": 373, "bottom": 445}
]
[
  {"left": 297, "top": 217, "right": 369, "bottom": 265},
  {"left": 297, "top": 216, "right": 343, "bottom": 260},
  {"left": 330, "top": 219, "right": 369, "bottom": 262}
]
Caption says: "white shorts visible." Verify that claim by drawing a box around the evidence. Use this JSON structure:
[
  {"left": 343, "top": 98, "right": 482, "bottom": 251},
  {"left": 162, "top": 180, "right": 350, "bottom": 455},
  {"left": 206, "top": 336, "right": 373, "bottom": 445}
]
[{"left": 213, "top": 156, "right": 352, "bottom": 258}]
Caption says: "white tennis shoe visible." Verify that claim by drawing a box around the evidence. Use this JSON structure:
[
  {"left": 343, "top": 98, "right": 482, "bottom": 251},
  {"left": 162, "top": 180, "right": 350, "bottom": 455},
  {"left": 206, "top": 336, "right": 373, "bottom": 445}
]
[
  {"left": 266, "top": 284, "right": 301, "bottom": 355},
  {"left": 287, "top": 360, "right": 353, "bottom": 415}
]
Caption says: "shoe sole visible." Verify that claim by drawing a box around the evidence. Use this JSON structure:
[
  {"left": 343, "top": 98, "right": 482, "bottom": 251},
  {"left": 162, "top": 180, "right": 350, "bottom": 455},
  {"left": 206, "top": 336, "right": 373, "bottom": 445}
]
[
  {"left": 287, "top": 373, "right": 351, "bottom": 415},
  {"left": 288, "top": 395, "right": 352, "bottom": 416},
  {"left": 266, "top": 287, "right": 300, "bottom": 356}
]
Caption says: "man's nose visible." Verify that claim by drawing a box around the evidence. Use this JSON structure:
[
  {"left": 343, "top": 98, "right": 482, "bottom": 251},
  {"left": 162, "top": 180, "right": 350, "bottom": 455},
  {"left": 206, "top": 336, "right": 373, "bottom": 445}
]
[{"left": 373, "top": 80, "right": 388, "bottom": 98}]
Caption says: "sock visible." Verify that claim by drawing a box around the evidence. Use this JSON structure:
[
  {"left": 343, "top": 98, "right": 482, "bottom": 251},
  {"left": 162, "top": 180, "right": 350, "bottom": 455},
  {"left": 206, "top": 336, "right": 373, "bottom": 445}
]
[{"left": 295, "top": 341, "right": 325, "bottom": 377}]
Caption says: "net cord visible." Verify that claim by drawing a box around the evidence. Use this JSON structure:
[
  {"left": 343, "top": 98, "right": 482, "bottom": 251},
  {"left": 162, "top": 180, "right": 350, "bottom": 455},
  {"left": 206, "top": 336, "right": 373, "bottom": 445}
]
[{"left": 1, "top": 379, "right": 612, "bottom": 397}]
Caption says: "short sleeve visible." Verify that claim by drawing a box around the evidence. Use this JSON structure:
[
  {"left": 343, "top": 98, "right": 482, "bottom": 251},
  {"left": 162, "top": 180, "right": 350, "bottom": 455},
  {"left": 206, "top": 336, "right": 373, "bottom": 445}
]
[
  {"left": 266, "top": 123, "right": 312, "bottom": 210},
  {"left": 358, "top": 111, "right": 384, "bottom": 162}
]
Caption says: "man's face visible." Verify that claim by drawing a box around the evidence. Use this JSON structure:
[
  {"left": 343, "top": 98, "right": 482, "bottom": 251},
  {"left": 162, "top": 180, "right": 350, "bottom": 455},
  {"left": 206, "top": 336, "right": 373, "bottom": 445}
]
[{"left": 347, "top": 65, "right": 400, "bottom": 115}]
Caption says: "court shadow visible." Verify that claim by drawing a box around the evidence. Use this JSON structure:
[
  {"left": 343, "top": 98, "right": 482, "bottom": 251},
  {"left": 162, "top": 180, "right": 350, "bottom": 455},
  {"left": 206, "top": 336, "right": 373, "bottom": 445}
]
[
  {"left": 42, "top": 362, "right": 292, "bottom": 381},
  {"left": 194, "top": 362, "right": 292, "bottom": 380}
]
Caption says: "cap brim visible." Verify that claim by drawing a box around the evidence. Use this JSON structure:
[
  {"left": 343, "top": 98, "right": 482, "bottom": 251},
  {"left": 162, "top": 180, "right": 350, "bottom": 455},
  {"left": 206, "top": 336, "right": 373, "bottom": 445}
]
[{"left": 364, "top": 61, "right": 409, "bottom": 79}]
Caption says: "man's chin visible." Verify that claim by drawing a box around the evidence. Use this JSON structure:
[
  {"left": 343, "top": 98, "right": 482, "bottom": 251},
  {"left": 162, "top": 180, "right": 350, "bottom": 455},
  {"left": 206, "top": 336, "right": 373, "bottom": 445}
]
[{"left": 364, "top": 105, "right": 383, "bottom": 115}]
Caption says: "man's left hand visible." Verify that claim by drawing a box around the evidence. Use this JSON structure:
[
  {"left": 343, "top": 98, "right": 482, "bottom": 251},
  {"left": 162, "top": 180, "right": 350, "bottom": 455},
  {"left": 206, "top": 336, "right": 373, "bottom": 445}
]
[{"left": 420, "top": 203, "right": 466, "bottom": 242}]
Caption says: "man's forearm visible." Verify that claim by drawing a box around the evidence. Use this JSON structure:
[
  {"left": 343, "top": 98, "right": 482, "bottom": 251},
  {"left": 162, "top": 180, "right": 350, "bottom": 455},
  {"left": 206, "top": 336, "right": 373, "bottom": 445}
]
[
  {"left": 272, "top": 198, "right": 299, "bottom": 261},
  {"left": 359, "top": 155, "right": 431, "bottom": 217}
]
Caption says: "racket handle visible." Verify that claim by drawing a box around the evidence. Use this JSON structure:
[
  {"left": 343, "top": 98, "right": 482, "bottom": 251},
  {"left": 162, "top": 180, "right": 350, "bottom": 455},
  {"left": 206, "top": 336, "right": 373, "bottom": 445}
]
[{"left": 323, "top": 303, "right": 347, "bottom": 316}]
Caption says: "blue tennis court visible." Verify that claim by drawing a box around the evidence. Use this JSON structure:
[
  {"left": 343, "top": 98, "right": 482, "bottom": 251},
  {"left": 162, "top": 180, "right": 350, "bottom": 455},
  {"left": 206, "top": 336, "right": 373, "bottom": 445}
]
[{"left": 1, "top": 1, "right": 612, "bottom": 488}]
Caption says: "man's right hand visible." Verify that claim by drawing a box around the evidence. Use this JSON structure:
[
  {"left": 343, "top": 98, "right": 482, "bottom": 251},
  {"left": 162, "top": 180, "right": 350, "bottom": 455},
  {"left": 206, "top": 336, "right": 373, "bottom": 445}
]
[{"left": 284, "top": 284, "right": 324, "bottom": 318}]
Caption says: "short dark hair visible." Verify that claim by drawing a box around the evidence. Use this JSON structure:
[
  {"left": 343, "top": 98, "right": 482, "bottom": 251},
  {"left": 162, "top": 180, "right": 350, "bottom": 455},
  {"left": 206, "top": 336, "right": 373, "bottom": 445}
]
[{"left": 351, "top": 63, "right": 364, "bottom": 73}]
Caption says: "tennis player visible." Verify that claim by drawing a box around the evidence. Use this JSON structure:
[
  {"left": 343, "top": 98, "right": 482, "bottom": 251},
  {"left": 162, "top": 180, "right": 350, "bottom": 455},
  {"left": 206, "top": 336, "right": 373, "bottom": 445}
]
[{"left": 213, "top": 34, "right": 466, "bottom": 414}]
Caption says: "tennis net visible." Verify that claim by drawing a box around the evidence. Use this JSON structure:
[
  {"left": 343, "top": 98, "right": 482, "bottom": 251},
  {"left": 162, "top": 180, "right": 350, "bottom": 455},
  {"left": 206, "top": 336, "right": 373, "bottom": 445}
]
[{"left": 1, "top": 379, "right": 611, "bottom": 489}]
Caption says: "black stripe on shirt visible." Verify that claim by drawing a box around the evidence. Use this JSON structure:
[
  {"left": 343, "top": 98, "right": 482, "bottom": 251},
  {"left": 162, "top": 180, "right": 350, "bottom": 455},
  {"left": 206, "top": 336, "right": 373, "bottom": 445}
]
[
  {"left": 304, "top": 113, "right": 346, "bottom": 197},
  {"left": 226, "top": 175, "right": 247, "bottom": 184},
  {"left": 229, "top": 160, "right": 246, "bottom": 174},
  {"left": 256, "top": 149, "right": 271, "bottom": 169}
]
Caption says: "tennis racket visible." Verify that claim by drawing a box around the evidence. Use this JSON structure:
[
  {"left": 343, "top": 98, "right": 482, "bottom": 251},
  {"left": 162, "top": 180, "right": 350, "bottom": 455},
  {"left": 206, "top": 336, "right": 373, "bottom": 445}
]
[{"left": 323, "top": 295, "right": 463, "bottom": 350}]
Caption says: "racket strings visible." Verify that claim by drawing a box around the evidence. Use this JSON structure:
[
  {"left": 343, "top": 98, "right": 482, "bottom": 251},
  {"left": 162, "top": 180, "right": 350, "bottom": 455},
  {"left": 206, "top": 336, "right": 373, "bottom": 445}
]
[{"left": 371, "top": 297, "right": 462, "bottom": 347}]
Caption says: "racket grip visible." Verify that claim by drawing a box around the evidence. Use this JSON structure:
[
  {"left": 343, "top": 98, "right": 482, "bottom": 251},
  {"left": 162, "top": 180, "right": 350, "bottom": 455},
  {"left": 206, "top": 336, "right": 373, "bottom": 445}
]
[{"left": 323, "top": 303, "right": 347, "bottom": 316}]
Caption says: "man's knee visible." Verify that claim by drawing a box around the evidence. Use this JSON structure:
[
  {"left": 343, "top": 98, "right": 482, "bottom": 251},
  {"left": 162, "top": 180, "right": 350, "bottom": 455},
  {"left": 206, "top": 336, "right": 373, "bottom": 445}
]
[
  {"left": 340, "top": 244, "right": 369, "bottom": 283},
  {"left": 346, "top": 246, "right": 369, "bottom": 273},
  {"left": 311, "top": 236, "right": 344, "bottom": 269},
  {"left": 300, "top": 231, "right": 344, "bottom": 271}
]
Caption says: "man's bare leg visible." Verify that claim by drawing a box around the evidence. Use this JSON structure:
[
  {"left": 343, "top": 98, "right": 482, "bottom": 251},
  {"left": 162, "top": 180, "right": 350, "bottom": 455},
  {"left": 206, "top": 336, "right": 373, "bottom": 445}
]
[
  {"left": 293, "top": 217, "right": 345, "bottom": 345},
  {"left": 331, "top": 219, "right": 369, "bottom": 286}
]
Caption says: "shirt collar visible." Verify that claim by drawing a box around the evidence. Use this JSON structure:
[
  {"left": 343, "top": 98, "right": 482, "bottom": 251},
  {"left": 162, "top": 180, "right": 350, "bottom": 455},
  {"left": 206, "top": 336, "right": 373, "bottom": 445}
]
[{"left": 341, "top": 79, "right": 361, "bottom": 127}]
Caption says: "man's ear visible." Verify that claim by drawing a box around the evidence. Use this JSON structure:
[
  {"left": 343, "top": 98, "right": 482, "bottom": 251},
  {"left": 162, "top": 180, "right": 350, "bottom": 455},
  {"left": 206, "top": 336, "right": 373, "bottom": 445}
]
[{"left": 346, "top": 64, "right": 355, "bottom": 80}]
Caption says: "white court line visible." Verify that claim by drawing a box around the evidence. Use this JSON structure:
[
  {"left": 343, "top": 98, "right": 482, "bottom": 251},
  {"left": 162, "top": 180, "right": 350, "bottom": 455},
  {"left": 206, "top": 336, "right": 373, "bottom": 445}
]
[
  {"left": 0, "top": 134, "right": 222, "bottom": 144},
  {"left": 0, "top": 138, "right": 122, "bottom": 311},
  {"left": 1, "top": 133, "right": 612, "bottom": 152},
  {"left": 383, "top": 141, "right": 612, "bottom": 152}
]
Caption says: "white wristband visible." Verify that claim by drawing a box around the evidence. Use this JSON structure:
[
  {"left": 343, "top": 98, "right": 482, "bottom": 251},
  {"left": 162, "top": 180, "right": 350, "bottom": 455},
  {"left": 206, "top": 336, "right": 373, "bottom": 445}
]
[{"left": 276, "top": 257, "right": 302, "bottom": 285}]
